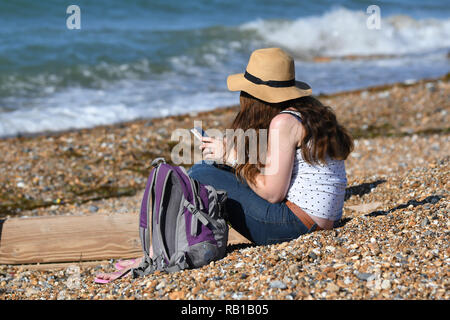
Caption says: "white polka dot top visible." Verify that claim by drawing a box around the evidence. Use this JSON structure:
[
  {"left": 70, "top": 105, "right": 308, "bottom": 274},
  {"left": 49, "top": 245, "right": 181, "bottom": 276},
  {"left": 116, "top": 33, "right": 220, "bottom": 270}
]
[{"left": 280, "top": 110, "right": 347, "bottom": 221}]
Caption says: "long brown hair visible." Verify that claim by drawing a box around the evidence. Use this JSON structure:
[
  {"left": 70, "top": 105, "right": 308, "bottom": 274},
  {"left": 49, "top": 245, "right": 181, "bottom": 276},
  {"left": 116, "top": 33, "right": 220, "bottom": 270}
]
[{"left": 230, "top": 91, "right": 353, "bottom": 185}]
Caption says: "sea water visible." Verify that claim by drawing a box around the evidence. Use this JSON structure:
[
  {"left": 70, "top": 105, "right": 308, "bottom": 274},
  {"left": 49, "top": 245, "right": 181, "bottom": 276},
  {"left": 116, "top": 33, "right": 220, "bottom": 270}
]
[{"left": 0, "top": 0, "right": 449, "bottom": 136}]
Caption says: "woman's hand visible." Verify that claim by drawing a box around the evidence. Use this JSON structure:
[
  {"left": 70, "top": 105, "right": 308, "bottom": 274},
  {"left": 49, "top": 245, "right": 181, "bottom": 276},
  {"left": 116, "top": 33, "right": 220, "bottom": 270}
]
[
  {"left": 200, "top": 137, "right": 225, "bottom": 162},
  {"left": 201, "top": 136, "right": 238, "bottom": 166}
]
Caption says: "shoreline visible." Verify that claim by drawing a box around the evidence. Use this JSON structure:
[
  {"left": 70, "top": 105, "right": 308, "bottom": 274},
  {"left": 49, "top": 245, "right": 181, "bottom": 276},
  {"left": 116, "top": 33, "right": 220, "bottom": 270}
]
[{"left": 1, "top": 73, "right": 448, "bottom": 142}]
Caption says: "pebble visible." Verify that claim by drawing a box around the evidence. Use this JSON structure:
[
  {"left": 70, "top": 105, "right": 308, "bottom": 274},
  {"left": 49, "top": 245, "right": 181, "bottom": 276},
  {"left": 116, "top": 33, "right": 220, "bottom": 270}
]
[
  {"left": 155, "top": 281, "right": 166, "bottom": 291},
  {"left": 269, "top": 281, "right": 287, "bottom": 290},
  {"left": 16, "top": 181, "right": 26, "bottom": 188},
  {"left": 308, "top": 252, "right": 318, "bottom": 261},
  {"left": 326, "top": 283, "right": 340, "bottom": 293},
  {"left": 381, "top": 280, "right": 391, "bottom": 290},
  {"left": 420, "top": 217, "right": 429, "bottom": 227},
  {"left": 356, "top": 272, "right": 374, "bottom": 281}
]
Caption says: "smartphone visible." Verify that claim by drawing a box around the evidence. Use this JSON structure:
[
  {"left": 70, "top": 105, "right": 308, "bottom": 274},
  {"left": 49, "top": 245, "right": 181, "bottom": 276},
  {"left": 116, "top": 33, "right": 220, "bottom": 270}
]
[{"left": 190, "top": 127, "right": 208, "bottom": 140}]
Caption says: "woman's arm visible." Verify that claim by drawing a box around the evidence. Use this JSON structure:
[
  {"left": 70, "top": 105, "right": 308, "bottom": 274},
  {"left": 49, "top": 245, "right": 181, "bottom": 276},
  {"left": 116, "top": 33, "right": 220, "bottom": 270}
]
[{"left": 201, "top": 113, "right": 304, "bottom": 203}]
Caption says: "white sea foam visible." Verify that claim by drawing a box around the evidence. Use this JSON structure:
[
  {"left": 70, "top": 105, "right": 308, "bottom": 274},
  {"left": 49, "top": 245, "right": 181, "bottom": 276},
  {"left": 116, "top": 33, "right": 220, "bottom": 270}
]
[
  {"left": 240, "top": 8, "right": 450, "bottom": 57},
  {"left": 0, "top": 79, "right": 238, "bottom": 137}
]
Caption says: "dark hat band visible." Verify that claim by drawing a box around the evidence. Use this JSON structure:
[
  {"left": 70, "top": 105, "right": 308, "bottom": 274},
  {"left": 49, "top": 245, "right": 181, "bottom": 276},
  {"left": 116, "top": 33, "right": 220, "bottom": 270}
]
[{"left": 244, "top": 71, "right": 296, "bottom": 88}]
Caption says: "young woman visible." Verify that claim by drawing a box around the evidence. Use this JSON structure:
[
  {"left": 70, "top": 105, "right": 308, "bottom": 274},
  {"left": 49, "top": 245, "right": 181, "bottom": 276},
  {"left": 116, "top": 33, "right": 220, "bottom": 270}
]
[
  {"left": 188, "top": 48, "right": 353, "bottom": 245},
  {"left": 95, "top": 48, "right": 353, "bottom": 283}
]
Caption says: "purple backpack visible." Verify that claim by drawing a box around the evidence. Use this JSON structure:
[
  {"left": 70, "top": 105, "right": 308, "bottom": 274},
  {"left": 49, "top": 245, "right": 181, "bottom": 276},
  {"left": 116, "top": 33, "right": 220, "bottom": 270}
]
[{"left": 131, "top": 158, "right": 228, "bottom": 277}]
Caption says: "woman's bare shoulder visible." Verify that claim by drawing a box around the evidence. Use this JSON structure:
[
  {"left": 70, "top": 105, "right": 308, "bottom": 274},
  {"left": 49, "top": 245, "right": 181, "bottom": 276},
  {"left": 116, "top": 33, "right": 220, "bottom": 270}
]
[
  {"left": 269, "top": 112, "right": 301, "bottom": 129},
  {"left": 269, "top": 113, "right": 305, "bottom": 147}
]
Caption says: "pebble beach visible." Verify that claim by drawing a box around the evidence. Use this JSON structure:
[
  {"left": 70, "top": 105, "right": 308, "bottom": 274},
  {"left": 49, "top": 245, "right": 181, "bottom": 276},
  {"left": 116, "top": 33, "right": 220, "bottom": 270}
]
[{"left": 0, "top": 75, "right": 449, "bottom": 300}]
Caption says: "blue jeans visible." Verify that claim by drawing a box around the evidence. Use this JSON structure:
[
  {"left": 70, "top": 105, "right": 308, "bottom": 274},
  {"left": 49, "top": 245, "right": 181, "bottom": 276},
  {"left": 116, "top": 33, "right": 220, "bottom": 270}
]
[{"left": 187, "top": 162, "right": 314, "bottom": 245}]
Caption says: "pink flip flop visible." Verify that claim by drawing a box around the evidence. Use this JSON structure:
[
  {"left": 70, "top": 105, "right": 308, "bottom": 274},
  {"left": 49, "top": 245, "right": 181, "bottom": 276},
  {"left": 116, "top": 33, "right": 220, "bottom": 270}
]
[
  {"left": 114, "top": 258, "right": 141, "bottom": 271},
  {"left": 94, "top": 269, "right": 130, "bottom": 284}
]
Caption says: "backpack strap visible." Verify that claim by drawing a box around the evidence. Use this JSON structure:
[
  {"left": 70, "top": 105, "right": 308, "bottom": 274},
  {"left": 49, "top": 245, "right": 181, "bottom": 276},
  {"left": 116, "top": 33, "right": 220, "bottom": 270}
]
[
  {"left": 165, "top": 252, "right": 190, "bottom": 273},
  {"left": 153, "top": 167, "right": 173, "bottom": 263},
  {"left": 131, "top": 254, "right": 170, "bottom": 278},
  {"left": 177, "top": 166, "right": 204, "bottom": 209},
  {"left": 131, "top": 254, "right": 172, "bottom": 278},
  {"left": 131, "top": 252, "right": 190, "bottom": 277},
  {"left": 183, "top": 198, "right": 221, "bottom": 231},
  {"left": 131, "top": 255, "right": 157, "bottom": 278},
  {"left": 183, "top": 198, "right": 210, "bottom": 226}
]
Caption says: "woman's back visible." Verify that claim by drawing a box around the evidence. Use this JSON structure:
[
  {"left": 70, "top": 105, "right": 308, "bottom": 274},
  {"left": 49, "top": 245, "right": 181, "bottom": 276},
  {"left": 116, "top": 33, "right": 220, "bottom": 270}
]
[
  {"left": 279, "top": 109, "right": 347, "bottom": 222},
  {"left": 287, "top": 151, "right": 347, "bottom": 221}
]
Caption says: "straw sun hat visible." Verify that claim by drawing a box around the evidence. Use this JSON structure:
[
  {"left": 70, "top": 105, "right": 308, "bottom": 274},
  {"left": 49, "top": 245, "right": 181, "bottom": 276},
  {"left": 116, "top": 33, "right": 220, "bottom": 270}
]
[{"left": 227, "top": 47, "right": 312, "bottom": 103}]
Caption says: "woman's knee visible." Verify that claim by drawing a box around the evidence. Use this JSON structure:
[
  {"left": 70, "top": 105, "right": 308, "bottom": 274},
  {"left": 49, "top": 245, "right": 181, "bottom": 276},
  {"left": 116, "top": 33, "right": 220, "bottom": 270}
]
[{"left": 188, "top": 162, "right": 212, "bottom": 176}]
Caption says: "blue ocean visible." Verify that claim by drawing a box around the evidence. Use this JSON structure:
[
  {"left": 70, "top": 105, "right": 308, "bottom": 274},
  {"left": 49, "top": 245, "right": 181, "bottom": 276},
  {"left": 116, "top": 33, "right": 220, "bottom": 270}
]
[{"left": 0, "top": 0, "right": 449, "bottom": 137}]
